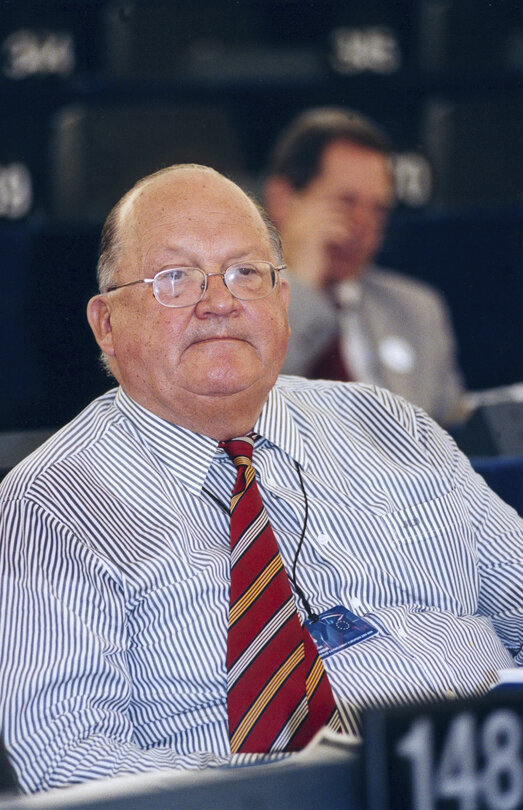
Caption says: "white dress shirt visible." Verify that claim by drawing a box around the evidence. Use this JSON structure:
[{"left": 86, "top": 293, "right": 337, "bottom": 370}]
[{"left": 1, "top": 378, "right": 521, "bottom": 793}]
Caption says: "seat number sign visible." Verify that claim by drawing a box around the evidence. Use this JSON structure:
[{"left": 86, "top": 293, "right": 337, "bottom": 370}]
[{"left": 364, "top": 690, "right": 523, "bottom": 810}]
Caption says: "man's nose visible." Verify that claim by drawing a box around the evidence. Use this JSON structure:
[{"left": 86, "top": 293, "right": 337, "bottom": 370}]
[{"left": 196, "top": 272, "right": 239, "bottom": 314}]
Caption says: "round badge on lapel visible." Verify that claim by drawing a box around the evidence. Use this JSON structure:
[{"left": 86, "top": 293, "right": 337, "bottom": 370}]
[{"left": 378, "top": 336, "right": 416, "bottom": 374}]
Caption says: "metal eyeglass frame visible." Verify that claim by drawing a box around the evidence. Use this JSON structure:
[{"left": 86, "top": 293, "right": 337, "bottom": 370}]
[{"left": 103, "top": 262, "right": 286, "bottom": 308}]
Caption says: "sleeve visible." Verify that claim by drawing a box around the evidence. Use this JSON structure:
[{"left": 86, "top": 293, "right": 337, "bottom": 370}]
[
  {"left": 417, "top": 410, "right": 523, "bottom": 664},
  {"left": 280, "top": 274, "right": 339, "bottom": 375},
  {"left": 0, "top": 498, "right": 254, "bottom": 793}
]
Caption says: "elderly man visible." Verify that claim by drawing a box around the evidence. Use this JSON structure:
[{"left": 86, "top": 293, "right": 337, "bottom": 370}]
[
  {"left": 0, "top": 164, "right": 521, "bottom": 794},
  {"left": 264, "top": 107, "right": 467, "bottom": 426}
]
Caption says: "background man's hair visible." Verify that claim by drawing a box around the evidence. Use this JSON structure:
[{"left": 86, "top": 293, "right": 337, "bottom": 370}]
[{"left": 266, "top": 106, "right": 392, "bottom": 190}]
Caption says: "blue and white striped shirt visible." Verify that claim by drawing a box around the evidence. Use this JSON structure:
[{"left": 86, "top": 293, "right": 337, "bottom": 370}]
[{"left": 1, "top": 378, "right": 521, "bottom": 793}]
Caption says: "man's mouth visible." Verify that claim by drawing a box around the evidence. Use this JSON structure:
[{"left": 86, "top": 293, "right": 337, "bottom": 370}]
[
  {"left": 191, "top": 335, "right": 248, "bottom": 348},
  {"left": 196, "top": 335, "right": 243, "bottom": 343}
]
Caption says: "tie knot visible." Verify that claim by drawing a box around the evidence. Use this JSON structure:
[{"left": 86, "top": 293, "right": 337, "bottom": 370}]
[{"left": 220, "top": 436, "right": 255, "bottom": 466}]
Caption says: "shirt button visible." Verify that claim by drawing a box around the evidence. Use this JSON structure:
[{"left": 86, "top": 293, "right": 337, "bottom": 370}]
[
  {"left": 317, "top": 533, "right": 330, "bottom": 546},
  {"left": 397, "top": 627, "right": 408, "bottom": 638},
  {"left": 445, "top": 688, "right": 457, "bottom": 699}
]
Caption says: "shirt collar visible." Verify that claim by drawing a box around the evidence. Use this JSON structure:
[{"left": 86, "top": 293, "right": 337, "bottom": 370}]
[
  {"left": 114, "top": 388, "right": 218, "bottom": 495},
  {"left": 254, "top": 384, "right": 306, "bottom": 468},
  {"left": 114, "top": 384, "right": 306, "bottom": 494}
]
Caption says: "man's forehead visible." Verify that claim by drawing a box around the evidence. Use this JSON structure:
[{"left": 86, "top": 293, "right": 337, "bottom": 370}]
[
  {"left": 117, "top": 170, "right": 272, "bottom": 269},
  {"left": 321, "top": 141, "right": 393, "bottom": 186}
]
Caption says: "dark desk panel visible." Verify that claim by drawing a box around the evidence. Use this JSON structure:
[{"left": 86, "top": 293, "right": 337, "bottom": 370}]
[{"left": 0, "top": 747, "right": 363, "bottom": 810}]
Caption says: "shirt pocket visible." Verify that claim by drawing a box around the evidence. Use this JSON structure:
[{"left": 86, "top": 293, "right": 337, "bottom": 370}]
[{"left": 378, "top": 487, "right": 479, "bottom": 611}]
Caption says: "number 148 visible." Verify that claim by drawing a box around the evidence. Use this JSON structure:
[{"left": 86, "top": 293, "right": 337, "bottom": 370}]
[{"left": 396, "top": 710, "right": 523, "bottom": 810}]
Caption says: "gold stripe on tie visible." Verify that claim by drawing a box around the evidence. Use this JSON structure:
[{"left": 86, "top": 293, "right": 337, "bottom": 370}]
[
  {"left": 233, "top": 455, "right": 253, "bottom": 469},
  {"left": 306, "top": 656, "right": 324, "bottom": 698},
  {"left": 230, "top": 464, "right": 255, "bottom": 511},
  {"left": 229, "top": 643, "right": 305, "bottom": 753},
  {"left": 228, "top": 555, "right": 283, "bottom": 627}
]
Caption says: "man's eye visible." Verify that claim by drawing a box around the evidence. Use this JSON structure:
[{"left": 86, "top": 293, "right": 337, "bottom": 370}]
[{"left": 166, "top": 269, "right": 189, "bottom": 282}]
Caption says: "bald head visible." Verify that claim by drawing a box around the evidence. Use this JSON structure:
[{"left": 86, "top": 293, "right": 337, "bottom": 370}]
[{"left": 97, "top": 164, "right": 281, "bottom": 293}]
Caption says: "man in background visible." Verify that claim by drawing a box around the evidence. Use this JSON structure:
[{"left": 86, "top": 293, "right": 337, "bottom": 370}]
[{"left": 264, "top": 107, "right": 467, "bottom": 426}]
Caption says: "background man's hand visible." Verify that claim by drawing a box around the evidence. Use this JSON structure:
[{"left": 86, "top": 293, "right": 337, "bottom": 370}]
[{"left": 280, "top": 196, "right": 360, "bottom": 288}]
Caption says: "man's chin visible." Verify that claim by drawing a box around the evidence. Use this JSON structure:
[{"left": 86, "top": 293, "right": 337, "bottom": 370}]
[
  {"left": 328, "top": 260, "right": 365, "bottom": 283},
  {"left": 188, "top": 377, "right": 257, "bottom": 398},
  {"left": 180, "top": 342, "right": 277, "bottom": 398},
  {"left": 184, "top": 361, "right": 263, "bottom": 398}
]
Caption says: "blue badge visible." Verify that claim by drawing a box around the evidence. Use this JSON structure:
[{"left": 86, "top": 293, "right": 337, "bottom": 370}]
[{"left": 305, "top": 604, "right": 378, "bottom": 659}]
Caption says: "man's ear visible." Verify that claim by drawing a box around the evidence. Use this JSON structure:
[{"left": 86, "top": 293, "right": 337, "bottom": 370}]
[
  {"left": 263, "top": 176, "right": 296, "bottom": 228},
  {"left": 86, "top": 295, "right": 115, "bottom": 357}
]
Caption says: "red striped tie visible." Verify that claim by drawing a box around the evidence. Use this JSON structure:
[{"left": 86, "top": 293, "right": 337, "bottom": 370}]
[{"left": 220, "top": 435, "right": 341, "bottom": 753}]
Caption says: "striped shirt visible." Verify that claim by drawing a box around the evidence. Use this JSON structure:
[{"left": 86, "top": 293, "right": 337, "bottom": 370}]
[{"left": 1, "top": 378, "right": 521, "bottom": 793}]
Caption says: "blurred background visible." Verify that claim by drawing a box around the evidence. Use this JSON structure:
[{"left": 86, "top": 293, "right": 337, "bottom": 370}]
[{"left": 1, "top": 0, "right": 522, "bottom": 434}]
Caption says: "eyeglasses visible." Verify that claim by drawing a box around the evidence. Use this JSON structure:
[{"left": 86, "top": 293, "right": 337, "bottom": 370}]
[{"left": 104, "top": 261, "right": 286, "bottom": 308}]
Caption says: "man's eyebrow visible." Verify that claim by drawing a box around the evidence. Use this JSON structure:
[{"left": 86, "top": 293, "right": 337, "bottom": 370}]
[{"left": 144, "top": 245, "right": 196, "bottom": 267}]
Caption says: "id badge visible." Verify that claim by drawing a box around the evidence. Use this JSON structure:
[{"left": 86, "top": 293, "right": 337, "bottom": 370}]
[{"left": 304, "top": 604, "right": 378, "bottom": 659}]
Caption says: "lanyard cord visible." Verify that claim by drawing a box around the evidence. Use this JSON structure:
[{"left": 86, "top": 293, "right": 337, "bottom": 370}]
[{"left": 291, "top": 461, "right": 319, "bottom": 621}]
